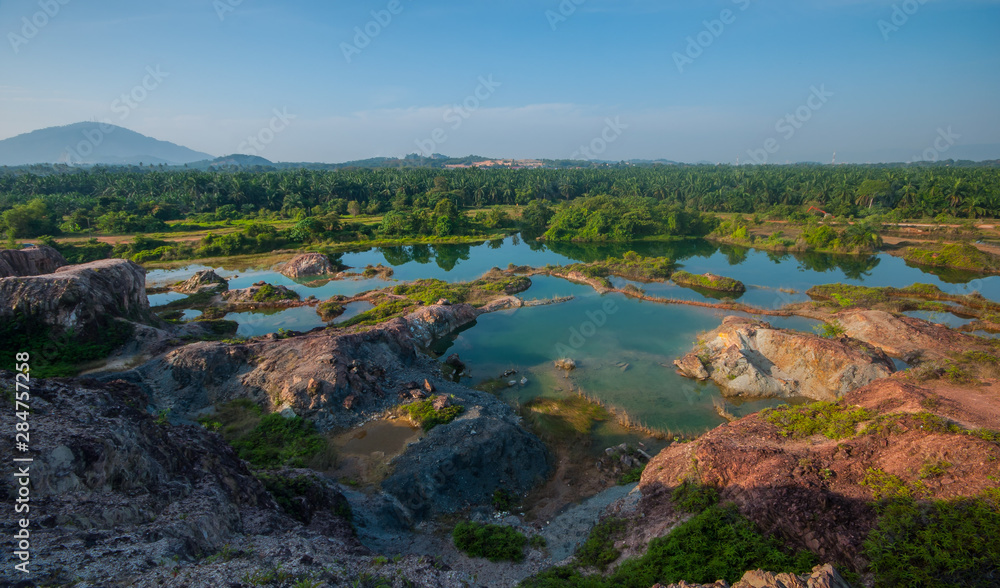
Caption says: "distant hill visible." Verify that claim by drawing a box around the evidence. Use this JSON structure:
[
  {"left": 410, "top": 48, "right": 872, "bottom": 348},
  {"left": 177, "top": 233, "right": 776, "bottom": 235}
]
[{"left": 0, "top": 122, "right": 213, "bottom": 166}]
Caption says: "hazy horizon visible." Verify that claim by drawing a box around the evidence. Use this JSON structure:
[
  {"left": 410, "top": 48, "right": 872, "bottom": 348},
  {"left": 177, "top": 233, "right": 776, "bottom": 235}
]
[{"left": 3, "top": 0, "right": 999, "bottom": 165}]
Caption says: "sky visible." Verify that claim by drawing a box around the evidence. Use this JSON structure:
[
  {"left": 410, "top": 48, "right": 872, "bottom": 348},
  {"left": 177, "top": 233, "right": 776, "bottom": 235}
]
[{"left": 1, "top": 0, "right": 998, "bottom": 164}]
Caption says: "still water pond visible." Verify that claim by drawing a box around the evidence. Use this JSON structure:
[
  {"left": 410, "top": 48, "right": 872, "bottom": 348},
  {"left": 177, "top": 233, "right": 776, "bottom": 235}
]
[{"left": 145, "top": 236, "right": 1000, "bottom": 436}]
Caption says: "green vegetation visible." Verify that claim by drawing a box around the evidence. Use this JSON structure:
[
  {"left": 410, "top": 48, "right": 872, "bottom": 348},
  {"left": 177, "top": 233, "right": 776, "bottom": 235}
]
[
  {"left": 544, "top": 195, "right": 715, "bottom": 242},
  {"left": 492, "top": 488, "right": 517, "bottom": 512},
  {"left": 254, "top": 471, "right": 352, "bottom": 524},
  {"left": 405, "top": 399, "right": 463, "bottom": 431},
  {"left": 863, "top": 492, "right": 1000, "bottom": 587},
  {"left": 522, "top": 504, "right": 816, "bottom": 587},
  {"left": 904, "top": 242, "right": 1000, "bottom": 273},
  {"left": 813, "top": 320, "right": 846, "bottom": 338},
  {"left": 559, "top": 251, "right": 675, "bottom": 285},
  {"left": 199, "top": 400, "right": 334, "bottom": 469},
  {"left": 452, "top": 521, "right": 527, "bottom": 563},
  {"left": 763, "top": 402, "right": 873, "bottom": 440},
  {"left": 0, "top": 318, "right": 134, "bottom": 377},
  {"left": 316, "top": 300, "right": 346, "bottom": 321},
  {"left": 671, "top": 270, "right": 745, "bottom": 293},
  {"left": 336, "top": 299, "right": 414, "bottom": 328},
  {"left": 618, "top": 465, "right": 646, "bottom": 485},
  {"left": 251, "top": 284, "right": 299, "bottom": 303},
  {"left": 575, "top": 518, "right": 628, "bottom": 570},
  {"left": 671, "top": 480, "right": 720, "bottom": 513},
  {"left": 392, "top": 271, "right": 530, "bottom": 306},
  {"left": 519, "top": 395, "right": 611, "bottom": 444}
]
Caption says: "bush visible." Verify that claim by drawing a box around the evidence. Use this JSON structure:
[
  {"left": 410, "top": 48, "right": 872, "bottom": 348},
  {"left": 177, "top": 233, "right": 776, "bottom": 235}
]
[
  {"left": 671, "top": 480, "right": 719, "bottom": 513},
  {"left": 452, "top": 522, "right": 527, "bottom": 562},
  {"left": 230, "top": 413, "right": 327, "bottom": 468},
  {"left": 575, "top": 518, "right": 627, "bottom": 570},
  {"left": 763, "top": 402, "right": 873, "bottom": 440},
  {"left": 406, "top": 399, "right": 463, "bottom": 431},
  {"left": 864, "top": 495, "right": 1000, "bottom": 587}
]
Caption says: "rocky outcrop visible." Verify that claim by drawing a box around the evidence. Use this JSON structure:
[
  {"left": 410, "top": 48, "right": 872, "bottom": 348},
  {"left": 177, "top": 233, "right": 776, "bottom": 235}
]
[
  {"left": 382, "top": 400, "right": 550, "bottom": 520},
  {"left": 278, "top": 252, "right": 336, "bottom": 278},
  {"left": 173, "top": 269, "right": 228, "bottom": 294},
  {"left": 634, "top": 377, "right": 1000, "bottom": 574},
  {"left": 674, "top": 317, "right": 895, "bottom": 401},
  {"left": 114, "top": 303, "right": 482, "bottom": 428},
  {"left": 0, "top": 258, "right": 150, "bottom": 335},
  {"left": 222, "top": 282, "right": 299, "bottom": 305},
  {"left": 407, "top": 302, "right": 479, "bottom": 346},
  {"left": 0, "top": 244, "right": 67, "bottom": 277},
  {"left": 672, "top": 270, "right": 747, "bottom": 294},
  {"left": 656, "top": 564, "right": 851, "bottom": 588},
  {"left": 0, "top": 373, "right": 474, "bottom": 587},
  {"left": 835, "top": 309, "right": 977, "bottom": 360}
]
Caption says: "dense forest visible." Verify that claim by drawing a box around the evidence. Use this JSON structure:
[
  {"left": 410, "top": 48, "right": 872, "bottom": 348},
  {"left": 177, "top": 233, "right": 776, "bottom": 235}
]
[{"left": 1, "top": 165, "right": 998, "bottom": 251}]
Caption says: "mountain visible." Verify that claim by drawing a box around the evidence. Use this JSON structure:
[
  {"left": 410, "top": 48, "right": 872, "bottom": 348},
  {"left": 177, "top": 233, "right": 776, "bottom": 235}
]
[{"left": 0, "top": 122, "right": 213, "bottom": 166}]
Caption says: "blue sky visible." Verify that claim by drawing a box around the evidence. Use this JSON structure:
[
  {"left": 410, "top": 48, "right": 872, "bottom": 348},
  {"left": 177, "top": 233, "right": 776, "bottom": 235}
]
[{"left": 1, "top": 0, "right": 998, "bottom": 163}]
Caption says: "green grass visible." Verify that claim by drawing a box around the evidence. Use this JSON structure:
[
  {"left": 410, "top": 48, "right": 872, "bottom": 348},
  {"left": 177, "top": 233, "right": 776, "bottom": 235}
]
[
  {"left": 618, "top": 465, "right": 646, "bottom": 485},
  {"left": 392, "top": 272, "right": 531, "bottom": 306},
  {"left": 671, "top": 270, "right": 746, "bottom": 294},
  {"left": 252, "top": 283, "right": 300, "bottom": 303},
  {"left": 863, "top": 493, "right": 1000, "bottom": 587},
  {"left": 453, "top": 521, "right": 528, "bottom": 563},
  {"left": 762, "top": 402, "right": 873, "bottom": 440},
  {"left": 406, "top": 399, "right": 464, "bottom": 431},
  {"left": 521, "top": 504, "right": 817, "bottom": 587},
  {"left": 0, "top": 318, "right": 134, "bottom": 377},
  {"left": 575, "top": 518, "right": 628, "bottom": 570},
  {"left": 316, "top": 300, "right": 345, "bottom": 321},
  {"left": 200, "top": 401, "right": 333, "bottom": 469},
  {"left": 337, "top": 299, "right": 414, "bottom": 328},
  {"left": 904, "top": 242, "right": 1000, "bottom": 273},
  {"left": 561, "top": 251, "right": 675, "bottom": 284},
  {"left": 671, "top": 480, "right": 720, "bottom": 513}
]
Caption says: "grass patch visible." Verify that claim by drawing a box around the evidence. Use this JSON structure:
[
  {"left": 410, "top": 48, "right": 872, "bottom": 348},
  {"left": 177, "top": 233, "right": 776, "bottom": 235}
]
[
  {"left": 392, "top": 270, "right": 530, "bottom": 306},
  {"left": 559, "top": 251, "right": 675, "bottom": 284},
  {"left": 575, "top": 518, "right": 627, "bottom": 570},
  {"left": 672, "top": 480, "right": 720, "bottom": 514},
  {"left": 200, "top": 401, "right": 334, "bottom": 469},
  {"left": 762, "top": 402, "right": 873, "bottom": 440},
  {"left": 672, "top": 271, "right": 746, "bottom": 294},
  {"left": 863, "top": 493, "right": 1000, "bottom": 587},
  {"left": 618, "top": 465, "right": 646, "bottom": 485},
  {"left": 316, "top": 300, "right": 345, "bottom": 321},
  {"left": 453, "top": 522, "right": 527, "bottom": 563},
  {"left": 337, "top": 299, "right": 413, "bottom": 328},
  {"left": 519, "top": 395, "right": 611, "bottom": 443},
  {"left": 252, "top": 283, "right": 300, "bottom": 303},
  {"left": 0, "top": 318, "right": 134, "bottom": 377},
  {"left": 405, "top": 399, "right": 463, "bottom": 431},
  {"left": 522, "top": 504, "right": 816, "bottom": 587},
  {"left": 904, "top": 242, "right": 1000, "bottom": 273}
]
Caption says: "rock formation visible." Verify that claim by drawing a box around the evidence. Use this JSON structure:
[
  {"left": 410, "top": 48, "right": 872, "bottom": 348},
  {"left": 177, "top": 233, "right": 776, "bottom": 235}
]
[
  {"left": 0, "top": 245, "right": 67, "bottom": 277},
  {"left": 834, "top": 309, "right": 978, "bottom": 360},
  {"left": 173, "top": 269, "right": 228, "bottom": 294},
  {"left": 278, "top": 252, "right": 337, "bottom": 278},
  {"left": 655, "top": 564, "right": 851, "bottom": 588},
  {"left": 0, "top": 258, "right": 150, "bottom": 335},
  {"left": 674, "top": 317, "right": 895, "bottom": 401},
  {"left": 633, "top": 377, "right": 1000, "bottom": 574},
  {"left": 0, "top": 373, "right": 469, "bottom": 587}
]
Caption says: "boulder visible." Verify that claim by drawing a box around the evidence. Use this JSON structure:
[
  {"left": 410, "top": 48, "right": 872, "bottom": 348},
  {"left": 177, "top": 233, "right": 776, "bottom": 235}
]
[
  {"left": 656, "top": 564, "right": 851, "bottom": 588},
  {"left": 445, "top": 353, "right": 465, "bottom": 371},
  {"left": 222, "top": 283, "right": 299, "bottom": 305},
  {"left": 675, "top": 316, "right": 894, "bottom": 401},
  {"left": 0, "top": 258, "right": 149, "bottom": 336},
  {"left": 405, "top": 303, "right": 479, "bottom": 346},
  {"left": 0, "top": 244, "right": 67, "bottom": 277},
  {"left": 554, "top": 358, "right": 577, "bottom": 371},
  {"left": 278, "top": 253, "right": 336, "bottom": 278},
  {"left": 174, "top": 269, "right": 228, "bottom": 294},
  {"left": 835, "top": 309, "right": 977, "bottom": 360}
]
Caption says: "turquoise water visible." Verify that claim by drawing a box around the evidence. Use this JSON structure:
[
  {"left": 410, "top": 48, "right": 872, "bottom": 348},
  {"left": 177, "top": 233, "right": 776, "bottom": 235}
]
[{"left": 143, "top": 236, "right": 1000, "bottom": 435}]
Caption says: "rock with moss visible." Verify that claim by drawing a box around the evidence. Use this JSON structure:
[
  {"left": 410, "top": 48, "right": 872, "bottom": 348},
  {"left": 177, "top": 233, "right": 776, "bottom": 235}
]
[{"left": 672, "top": 270, "right": 746, "bottom": 294}]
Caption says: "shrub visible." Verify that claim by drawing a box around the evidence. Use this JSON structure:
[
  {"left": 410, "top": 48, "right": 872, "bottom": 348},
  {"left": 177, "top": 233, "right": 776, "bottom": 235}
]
[
  {"left": 230, "top": 413, "right": 327, "bottom": 468},
  {"left": 575, "top": 518, "right": 627, "bottom": 570},
  {"left": 863, "top": 495, "right": 1000, "bottom": 587},
  {"left": 452, "top": 522, "right": 527, "bottom": 562},
  {"left": 763, "top": 402, "right": 873, "bottom": 440},
  {"left": 406, "top": 399, "right": 463, "bottom": 431},
  {"left": 671, "top": 480, "right": 720, "bottom": 513}
]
